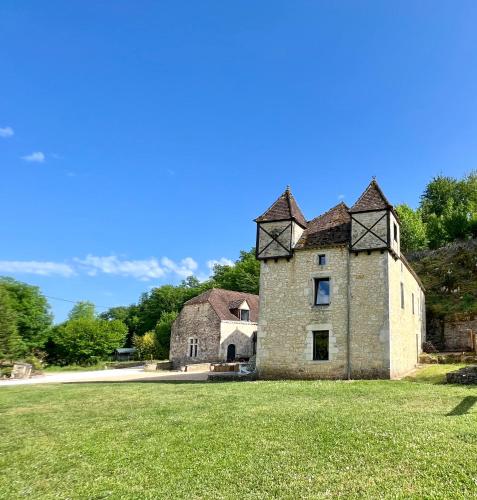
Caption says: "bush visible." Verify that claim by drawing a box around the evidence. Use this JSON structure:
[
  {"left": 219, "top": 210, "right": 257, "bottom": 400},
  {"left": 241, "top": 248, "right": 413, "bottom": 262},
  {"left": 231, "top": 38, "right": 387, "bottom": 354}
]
[
  {"left": 24, "top": 355, "right": 43, "bottom": 371},
  {"left": 423, "top": 341, "right": 438, "bottom": 353}
]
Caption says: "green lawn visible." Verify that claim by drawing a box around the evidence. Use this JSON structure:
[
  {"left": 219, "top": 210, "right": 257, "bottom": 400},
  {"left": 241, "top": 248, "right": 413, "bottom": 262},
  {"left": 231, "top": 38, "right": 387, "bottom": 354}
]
[{"left": 1, "top": 368, "right": 477, "bottom": 499}]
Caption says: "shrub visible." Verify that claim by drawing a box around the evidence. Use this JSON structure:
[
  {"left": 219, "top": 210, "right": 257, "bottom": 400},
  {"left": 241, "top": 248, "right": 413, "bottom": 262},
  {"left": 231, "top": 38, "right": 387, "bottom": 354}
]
[
  {"left": 422, "top": 341, "right": 438, "bottom": 353},
  {"left": 24, "top": 355, "right": 43, "bottom": 371}
]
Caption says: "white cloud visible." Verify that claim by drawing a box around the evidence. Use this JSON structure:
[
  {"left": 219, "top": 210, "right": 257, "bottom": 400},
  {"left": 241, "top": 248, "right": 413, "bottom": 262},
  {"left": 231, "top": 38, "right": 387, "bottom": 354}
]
[
  {"left": 0, "top": 260, "right": 75, "bottom": 277},
  {"left": 207, "top": 257, "right": 234, "bottom": 273},
  {"left": 0, "top": 126, "right": 14, "bottom": 138},
  {"left": 0, "top": 254, "right": 228, "bottom": 282},
  {"left": 161, "top": 256, "right": 198, "bottom": 278},
  {"left": 74, "top": 255, "right": 198, "bottom": 281},
  {"left": 75, "top": 255, "right": 166, "bottom": 280},
  {"left": 21, "top": 151, "right": 45, "bottom": 163}
]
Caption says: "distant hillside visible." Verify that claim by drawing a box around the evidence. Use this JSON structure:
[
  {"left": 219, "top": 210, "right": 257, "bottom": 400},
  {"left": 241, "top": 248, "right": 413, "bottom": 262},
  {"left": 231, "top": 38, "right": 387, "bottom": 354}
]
[{"left": 407, "top": 239, "right": 477, "bottom": 322}]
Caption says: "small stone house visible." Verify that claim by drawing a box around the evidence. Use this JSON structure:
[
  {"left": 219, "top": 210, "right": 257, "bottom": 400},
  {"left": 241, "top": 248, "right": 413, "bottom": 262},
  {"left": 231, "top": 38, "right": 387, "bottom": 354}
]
[
  {"left": 255, "top": 180, "right": 426, "bottom": 379},
  {"left": 169, "top": 288, "right": 259, "bottom": 369}
]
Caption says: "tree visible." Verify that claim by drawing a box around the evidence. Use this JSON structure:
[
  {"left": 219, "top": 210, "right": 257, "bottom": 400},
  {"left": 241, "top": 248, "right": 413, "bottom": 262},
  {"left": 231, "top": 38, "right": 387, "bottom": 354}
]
[
  {"left": 136, "top": 281, "right": 210, "bottom": 335},
  {"left": 395, "top": 204, "right": 428, "bottom": 253},
  {"left": 68, "top": 301, "right": 96, "bottom": 321},
  {"left": 100, "top": 305, "right": 140, "bottom": 346},
  {"left": 210, "top": 249, "right": 260, "bottom": 294},
  {"left": 420, "top": 172, "right": 477, "bottom": 248},
  {"left": 132, "top": 331, "right": 158, "bottom": 360},
  {"left": 52, "top": 318, "right": 127, "bottom": 365},
  {"left": 154, "top": 310, "right": 178, "bottom": 359},
  {"left": 0, "top": 277, "right": 52, "bottom": 351},
  {"left": 0, "top": 287, "right": 25, "bottom": 362}
]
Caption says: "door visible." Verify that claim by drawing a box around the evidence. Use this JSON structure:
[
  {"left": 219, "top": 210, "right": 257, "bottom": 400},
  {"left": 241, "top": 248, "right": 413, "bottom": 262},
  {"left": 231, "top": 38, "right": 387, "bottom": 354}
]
[{"left": 227, "top": 344, "right": 236, "bottom": 362}]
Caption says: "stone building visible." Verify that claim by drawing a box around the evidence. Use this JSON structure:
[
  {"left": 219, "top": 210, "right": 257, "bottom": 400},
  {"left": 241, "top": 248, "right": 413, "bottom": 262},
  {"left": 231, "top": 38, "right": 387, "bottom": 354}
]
[
  {"left": 255, "top": 180, "right": 425, "bottom": 379},
  {"left": 169, "top": 288, "right": 259, "bottom": 369}
]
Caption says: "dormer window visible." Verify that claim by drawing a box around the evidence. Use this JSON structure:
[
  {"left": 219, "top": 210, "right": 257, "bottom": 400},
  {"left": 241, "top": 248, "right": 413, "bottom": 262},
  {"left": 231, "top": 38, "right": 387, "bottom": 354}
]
[
  {"left": 229, "top": 299, "right": 251, "bottom": 321},
  {"left": 239, "top": 309, "right": 250, "bottom": 322}
]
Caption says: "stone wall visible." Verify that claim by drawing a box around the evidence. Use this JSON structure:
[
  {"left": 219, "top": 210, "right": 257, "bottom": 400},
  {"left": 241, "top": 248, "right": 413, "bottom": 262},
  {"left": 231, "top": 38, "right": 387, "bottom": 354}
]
[
  {"left": 256, "top": 244, "right": 425, "bottom": 379},
  {"left": 444, "top": 318, "right": 477, "bottom": 351},
  {"left": 388, "top": 255, "right": 425, "bottom": 378},
  {"left": 349, "top": 251, "right": 390, "bottom": 378},
  {"left": 169, "top": 302, "right": 221, "bottom": 369},
  {"left": 256, "top": 246, "right": 350, "bottom": 379}
]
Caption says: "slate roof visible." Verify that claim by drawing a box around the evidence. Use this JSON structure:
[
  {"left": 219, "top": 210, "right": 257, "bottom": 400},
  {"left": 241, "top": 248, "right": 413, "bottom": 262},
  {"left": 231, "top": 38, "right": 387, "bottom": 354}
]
[
  {"left": 295, "top": 202, "right": 351, "bottom": 250},
  {"left": 255, "top": 187, "right": 307, "bottom": 228},
  {"left": 350, "top": 179, "right": 391, "bottom": 212},
  {"left": 184, "top": 288, "right": 259, "bottom": 322}
]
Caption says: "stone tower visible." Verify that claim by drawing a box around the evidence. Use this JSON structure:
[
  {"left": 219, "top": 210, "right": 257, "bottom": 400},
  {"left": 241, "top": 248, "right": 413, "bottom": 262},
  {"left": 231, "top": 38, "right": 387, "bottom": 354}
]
[
  {"left": 254, "top": 179, "right": 425, "bottom": 380},
  {"left": 349, "top": 179, "right": 400, "bottom": 257},
  {"left": 255, "top": 187, "right": 307, "bottom": 261}
]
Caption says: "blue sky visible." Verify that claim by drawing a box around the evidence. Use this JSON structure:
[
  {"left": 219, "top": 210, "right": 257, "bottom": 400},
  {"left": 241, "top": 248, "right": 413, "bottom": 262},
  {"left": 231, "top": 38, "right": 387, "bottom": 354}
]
[{"left": 1, "top": 1, "right": 476, "bottom": 322}]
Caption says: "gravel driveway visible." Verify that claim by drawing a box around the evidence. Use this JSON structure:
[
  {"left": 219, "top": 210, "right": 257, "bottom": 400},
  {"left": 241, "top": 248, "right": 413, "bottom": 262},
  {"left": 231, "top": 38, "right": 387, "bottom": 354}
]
[{"left": 0, "top": 367, "right": 209, "bottom": 387}]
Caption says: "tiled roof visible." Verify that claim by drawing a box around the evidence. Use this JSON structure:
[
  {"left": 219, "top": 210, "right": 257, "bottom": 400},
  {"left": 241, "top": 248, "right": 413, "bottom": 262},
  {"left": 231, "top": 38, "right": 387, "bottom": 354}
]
[
  {"left": 295, "top": 202, "right": 351, "bottom": 250},
  {"left": 350, "top": 180, "right": 391, "bottom": 212},
  {"left": 184, "top": 288, "right": 259, "bottom": 322},
  {"left": 255, "top": 187, "right": 307, "bottom": 228}
]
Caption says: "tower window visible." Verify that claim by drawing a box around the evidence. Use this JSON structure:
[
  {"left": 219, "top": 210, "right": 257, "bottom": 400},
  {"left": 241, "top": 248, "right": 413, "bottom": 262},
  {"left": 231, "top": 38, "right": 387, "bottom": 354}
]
[
  {"left": 412, "top": 293, "right": 415, "bottom": 315},
  {"left": 314, "top": 278, "right": 330, "bottom": 305},
  {"left": 394, "top": 223, "right": 398, "bottom": 242},
  {"left": 313, "top": 331, "right": 329, "bottom": 361},
  {"left": 400, "top": 283, "right": 405, "bottom": 309},
  {"left": 318, "top": 254, "right": 326, "bottom": 266}
]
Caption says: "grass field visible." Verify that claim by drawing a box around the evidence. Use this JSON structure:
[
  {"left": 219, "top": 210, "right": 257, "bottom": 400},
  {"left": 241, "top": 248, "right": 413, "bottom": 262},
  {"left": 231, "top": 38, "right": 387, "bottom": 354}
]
[{"left": 1, "top": 366, "right": 477, "bottom": 499}]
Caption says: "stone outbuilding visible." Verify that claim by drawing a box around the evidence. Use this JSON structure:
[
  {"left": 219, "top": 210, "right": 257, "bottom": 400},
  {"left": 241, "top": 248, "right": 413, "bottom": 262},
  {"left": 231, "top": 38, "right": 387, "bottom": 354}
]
[
  {"left": 169, "top": 288, "right": 259, "bottom": 369},
  {"left": 255, "top": 179, "right": 426, "bottom": 379}
]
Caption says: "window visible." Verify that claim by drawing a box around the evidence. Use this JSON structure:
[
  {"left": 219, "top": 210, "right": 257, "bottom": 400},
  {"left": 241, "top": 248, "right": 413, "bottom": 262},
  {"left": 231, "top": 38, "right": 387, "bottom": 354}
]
[
  {"left": 412, "top": 293, "right": 415, "bottom": 315},
  {"left": 394, "top": 223, "right": 398, "bottom": 242},
  {"left": 189, "top": 338, "right": 198, "bottom": 357},
  {"left": 318, "top": 254, "right": 326, "bottom": 266},
  {"left": 400, "top": 282, "right": 405, "bottom": 309},
  {"left": 313, "top": 331, "right": 329, "bottom": 361},
  {"left": 314, "top": 278, "right": 330, "bottom": 305},
  {"left": 239, "top": 309, "right": 250, "bottom": 322}
]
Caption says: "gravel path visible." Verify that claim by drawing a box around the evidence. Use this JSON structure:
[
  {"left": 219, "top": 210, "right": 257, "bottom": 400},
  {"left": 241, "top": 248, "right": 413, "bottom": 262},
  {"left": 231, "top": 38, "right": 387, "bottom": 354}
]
[{"left": 0, "top": 367, "right": 209, "bottom": 387}]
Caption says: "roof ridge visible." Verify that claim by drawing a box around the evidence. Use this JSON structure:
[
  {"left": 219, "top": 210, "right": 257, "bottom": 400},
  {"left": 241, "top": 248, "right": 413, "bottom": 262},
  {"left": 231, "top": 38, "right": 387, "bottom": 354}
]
[{"left": 307, "top": 201, "right": 350, "bottom": 224}]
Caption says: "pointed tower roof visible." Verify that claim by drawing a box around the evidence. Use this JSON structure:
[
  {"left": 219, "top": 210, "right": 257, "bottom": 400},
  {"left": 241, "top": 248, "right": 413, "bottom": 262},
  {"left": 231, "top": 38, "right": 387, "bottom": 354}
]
[
  {"left": 295, "top": 202, "right": 351, "bottom": 249},
  {"left": 255, "top": 187, "right": 307, "bottom": 228},
  {"left": 350, "top": 179, "right": 392, "bottom": 213}
]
